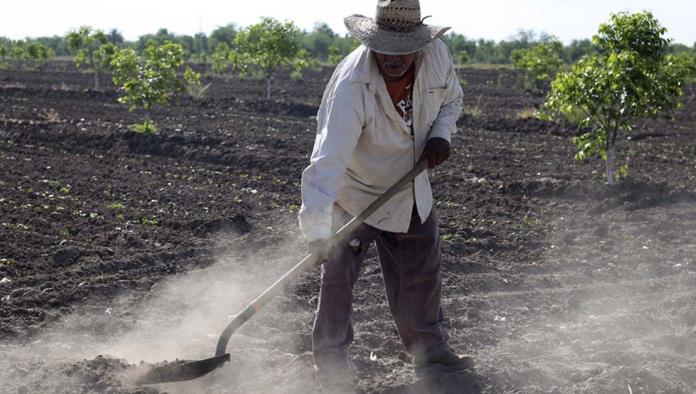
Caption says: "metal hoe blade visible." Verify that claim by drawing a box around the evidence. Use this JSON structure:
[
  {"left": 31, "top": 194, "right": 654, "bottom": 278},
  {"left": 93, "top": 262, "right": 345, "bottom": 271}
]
[{"left": 135, "top": 353, "right": 231, "bottom": 384}]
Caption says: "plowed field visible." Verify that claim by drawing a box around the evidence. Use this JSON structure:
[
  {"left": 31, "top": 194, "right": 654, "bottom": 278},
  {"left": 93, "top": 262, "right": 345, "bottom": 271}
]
[{"left": 1, "top": 63, "right": 695, "bottom": 393}]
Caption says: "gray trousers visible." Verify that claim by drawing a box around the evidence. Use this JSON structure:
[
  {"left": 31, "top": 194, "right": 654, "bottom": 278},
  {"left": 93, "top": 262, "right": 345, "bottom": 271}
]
[{"left": 312, "top": 205, "right": 449, "bottom": 366}]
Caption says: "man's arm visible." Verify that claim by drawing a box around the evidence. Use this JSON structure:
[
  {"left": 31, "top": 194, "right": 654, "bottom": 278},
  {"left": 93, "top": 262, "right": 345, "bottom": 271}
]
[
  {"left": 422, "top": 46, "right": 464, "bottom": 167},
  {"left": 299, "top": 91, "right": 363, "bottom": 242},
  {"left": 427, "top": 46, "right": 464, "bottom": 144}
]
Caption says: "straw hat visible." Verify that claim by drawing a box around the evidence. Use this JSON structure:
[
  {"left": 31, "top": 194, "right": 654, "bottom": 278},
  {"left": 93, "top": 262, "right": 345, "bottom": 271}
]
[{"left": 344, "top": 0, "right": 450, "bottom": 55}]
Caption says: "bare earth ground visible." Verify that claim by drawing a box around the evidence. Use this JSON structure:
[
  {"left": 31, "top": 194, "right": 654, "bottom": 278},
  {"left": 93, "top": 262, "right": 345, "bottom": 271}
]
[{"left": 0, "top": 63, "right": 695, "bottom": 393}]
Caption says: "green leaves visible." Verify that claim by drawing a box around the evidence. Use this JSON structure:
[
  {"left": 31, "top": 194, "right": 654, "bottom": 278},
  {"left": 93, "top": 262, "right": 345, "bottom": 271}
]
[
  {"left": 10, "top": 41, "right": 25, "bottom": 61},
  {"left": 94, "top": 43, "right": 117, "bottom": 72},
  {"left": 234, "top": 18, "right": 299, "bottom": 72},
  {"left": 4, "top": 40, "right": 54, "bottom": 70},
  {"left": 541, "top": 11, "right": 688, "bottom": 184},
  {"left": 511, "top": 40, "right": 564, "bottom": 90},
  {"left": 210, "top": 42, "right": 236, "bottom": 75},
  {"left": 112, "top": 42, "right": 185, "bottom": 111},
  {"left": 130, "top": 120, "right": 158, "bottom": 134},
  {"left": 234, "top": 17, "right": 313, "bottom": 99},
  {"left": 197, "top": 18, "right": 314, "bottom": 99},
  {"left": 25, "top": 42, "right": 54, "bottom": 69},
  {"left": 5, "top": 40, "right": 30, "bottom": 70},
  {"left": 111, "top": 41, "right": 201, "bottom": 132},
  {"left": 67, "top": 26, "right": 117, "bottom": 89},
  {"left": 67, "top": 26, "right": 109, "bottom": 68},
  {"left": 594, "top": 12, "right": 668, "bottom": 59},
  {"left": 669, "top": 52, "right": 696, "bottom": 80},
  {"left": 327, "top": 36, "right": 359, "bottom": 64}
]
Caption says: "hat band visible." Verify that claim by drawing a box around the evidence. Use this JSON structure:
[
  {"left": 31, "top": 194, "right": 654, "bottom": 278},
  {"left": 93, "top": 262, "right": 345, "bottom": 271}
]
[{"left": 376, "top": 17, "right": 422, "bottom": 33}]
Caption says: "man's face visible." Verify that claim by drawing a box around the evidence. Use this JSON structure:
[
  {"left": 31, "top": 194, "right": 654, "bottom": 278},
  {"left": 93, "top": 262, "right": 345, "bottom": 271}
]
[{"left": 373, "top": 51, "right": 417, "bottom": 81}]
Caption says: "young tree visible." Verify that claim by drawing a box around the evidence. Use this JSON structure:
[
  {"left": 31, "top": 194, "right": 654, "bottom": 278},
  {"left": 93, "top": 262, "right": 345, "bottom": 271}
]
[
  {"left": 441, "top": 32, "right": 476, "bottom": 65},
  {"left": 327, "top": 36, "right": 360, "bottom": 64},
  {"left": 108, "top": 29, "right": 125, "bottom": 45},
  {"left": 210, "top": 42, "right": 237, "bottom": 75},
  {"left": 193, "top": 33, "right": 210, "bottom": 61},
  {"left": 111, "top": 41, "right": 200, "bottom": 134},
  {"left": 234, "top": 17, "right": 311, "bottom": 100},
  {"left": 302, "top": 22, "right": 336, "bottom": 61},
  {"left": 10, "top": 40, "right": 26, "bottom": 70},
  {"left": 209, "top": 23, "right": 237, "bottom": 49},
  {"left": 26, "top": 42, "right": 54, "bottom": 70},
  {"left": 135, "top": 28, "right": 177, "bottom": 53},
  {"left": 541, "top": 11, "right": 690, "bottom": 185},
  {"left": 510, "top": 40, "right": 564, "bottom": 90},
  {"left": 0, "top": 44, "right": 7, "bottom": 67},
  {"left": 95, "top": 42, "right": 117, "bottom": 74},
  {"left": 67, "top": 26, "right": 114, "bottom": 89},
  {"left": 671, "top": 52, "right": 696, "bottom": 82},
  {"left": 564, "top": 39, "right": 596, "bottom": 63}
]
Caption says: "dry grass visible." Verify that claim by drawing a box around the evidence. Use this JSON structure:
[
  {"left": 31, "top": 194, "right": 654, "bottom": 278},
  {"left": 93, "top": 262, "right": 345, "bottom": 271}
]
[
  {"left": 458, "top": 63, "right": 513, "bottom": 71},
  {"left": 51, "top": 82, "right": 73, "bottom": 91},
  {"left": 463, "top": 105, "right": 482, "bottom": 118},
  {"left": 1, "top": 82, "right": 26, "bottom": 89},
  {"left": 40, "top": 108, "right": 61, "bottom": 123},
  {"left": 463, "top": 93, "right": 484, "bottom": 118},
  {"left": 517, "top": 108, "right": 539, "bottom": 120},
  {"left": 187, "top": 82, "right": 211, "bottom": 100}
]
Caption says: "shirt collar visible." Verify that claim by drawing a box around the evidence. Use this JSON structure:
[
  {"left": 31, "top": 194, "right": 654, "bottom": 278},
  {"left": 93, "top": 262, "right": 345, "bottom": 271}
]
[{"left": 346, "top": 46, "right": 376, "bottom": 87}]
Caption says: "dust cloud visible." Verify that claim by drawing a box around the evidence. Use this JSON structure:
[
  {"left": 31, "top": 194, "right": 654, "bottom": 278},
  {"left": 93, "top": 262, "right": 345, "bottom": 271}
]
[
  {"left": 479, "top": 199, "right": 696, "bottom": 393},
  {"left": 0, "top": 229, "right": 320, "bottom": 394}
]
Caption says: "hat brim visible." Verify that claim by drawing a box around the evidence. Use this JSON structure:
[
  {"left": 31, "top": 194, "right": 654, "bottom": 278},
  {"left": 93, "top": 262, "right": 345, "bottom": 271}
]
[{"left": 344, "top": 14, "right": 450, "bottom": 55}]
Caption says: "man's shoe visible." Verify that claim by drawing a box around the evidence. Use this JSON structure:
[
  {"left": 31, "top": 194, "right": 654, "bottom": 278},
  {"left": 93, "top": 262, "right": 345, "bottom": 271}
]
[
  {"left": 414, "top": 347, "right": 475, "bottom": 371},
  {"left": 314, "top": 357, "right": 357, "bottom": 393}
]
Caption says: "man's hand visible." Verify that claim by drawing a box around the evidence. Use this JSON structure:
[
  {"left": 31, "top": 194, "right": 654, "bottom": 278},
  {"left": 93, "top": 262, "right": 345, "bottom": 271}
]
[
  {"left": 309, "top": 239, "right": 333, "bottom": 262},
  {"left": 421, "top": 137, "right": 451, "bottom": 169}
]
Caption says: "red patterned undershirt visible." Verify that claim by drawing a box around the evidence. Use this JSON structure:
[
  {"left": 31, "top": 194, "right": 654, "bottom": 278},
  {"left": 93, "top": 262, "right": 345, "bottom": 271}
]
[{"left": 384, "top": 64, "right": 415, "bottom": 133}]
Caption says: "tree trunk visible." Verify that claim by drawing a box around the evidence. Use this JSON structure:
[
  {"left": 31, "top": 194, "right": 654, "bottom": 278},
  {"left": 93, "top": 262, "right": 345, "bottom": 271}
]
[
  {"left": 606, "top": 144, "right": 616, "bottom": 186},
  {"left": 266, "top": 78, "right": 272, "bottom": 101},
  {"left": 94, "top": 71, "right": 99, "bottom": 91}
]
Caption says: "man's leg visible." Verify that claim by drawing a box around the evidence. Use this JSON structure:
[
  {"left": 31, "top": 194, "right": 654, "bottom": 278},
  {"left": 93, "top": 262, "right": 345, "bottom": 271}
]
[
  {"left": 374, "top": 207, "right": 450, "bottom": 360},
  {"left": 312, "top": 207, "right": 378, "bottom": 371}
]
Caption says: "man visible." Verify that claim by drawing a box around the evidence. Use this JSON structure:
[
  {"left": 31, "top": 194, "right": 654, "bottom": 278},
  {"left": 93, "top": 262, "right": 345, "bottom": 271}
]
[{"left": 299, "top": 0, "right": 469, "bottom": 387}]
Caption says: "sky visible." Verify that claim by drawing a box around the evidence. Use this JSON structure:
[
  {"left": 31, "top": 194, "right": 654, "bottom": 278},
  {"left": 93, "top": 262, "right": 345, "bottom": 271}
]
[{"left": 3, "top": 0, "right": 695, "bottom": 45}]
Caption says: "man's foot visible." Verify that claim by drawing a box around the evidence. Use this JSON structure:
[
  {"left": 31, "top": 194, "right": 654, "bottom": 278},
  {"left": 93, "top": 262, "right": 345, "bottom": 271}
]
[
  {"left": 314, "top": 355, "right": 357, "bottom": 393},
  {"left": 414, "top": 347, "right": 475, "bottom": 372}
]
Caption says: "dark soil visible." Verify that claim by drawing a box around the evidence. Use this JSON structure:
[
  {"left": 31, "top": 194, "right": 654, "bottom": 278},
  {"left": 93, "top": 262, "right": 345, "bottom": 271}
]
[{"left": 1, "top": 62, "right": 695, "bottom": 393}]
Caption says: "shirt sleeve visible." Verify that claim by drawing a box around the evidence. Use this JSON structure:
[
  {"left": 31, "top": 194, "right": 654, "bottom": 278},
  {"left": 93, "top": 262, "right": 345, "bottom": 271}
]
[
  {"left": 299, "top": 86, "right": 364, "bottom": 241},
  {"left": 428, "top": 46, "right": 463, "bottom": 143}
]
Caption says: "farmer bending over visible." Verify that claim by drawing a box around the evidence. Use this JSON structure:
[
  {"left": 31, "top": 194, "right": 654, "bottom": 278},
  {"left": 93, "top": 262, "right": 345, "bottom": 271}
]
[{"left": 299, "top": 0, "right": 469, "bottom": 389}]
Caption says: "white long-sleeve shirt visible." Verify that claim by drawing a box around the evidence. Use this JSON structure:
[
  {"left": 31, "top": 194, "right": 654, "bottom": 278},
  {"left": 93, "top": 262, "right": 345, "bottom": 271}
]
[{"left": 299, "top": 39, "right": 463, "bottom": 241}]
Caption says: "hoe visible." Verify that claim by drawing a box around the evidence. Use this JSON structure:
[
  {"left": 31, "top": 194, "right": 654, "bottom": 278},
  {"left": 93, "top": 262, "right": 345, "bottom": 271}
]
[{"left": 135, "top": 160, "right": 429, "bottom": 384}]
